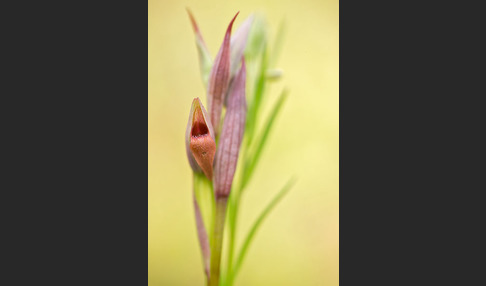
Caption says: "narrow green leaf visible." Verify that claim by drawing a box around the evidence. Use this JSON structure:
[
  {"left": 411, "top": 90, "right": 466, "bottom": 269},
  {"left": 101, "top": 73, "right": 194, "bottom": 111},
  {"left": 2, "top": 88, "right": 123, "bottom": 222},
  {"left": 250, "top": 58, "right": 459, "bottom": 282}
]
[
  {"left": 245, "top": 44, "right": 267, "bottom": 147},
  {"left": 229, "top": 177, "right": 296, "bottom": 283},
  {"left": 241, "top": 89, "right": 288, "bottom": 190},
  {"left": 241, "top": 14, "right": 267, "bottom": 148}
]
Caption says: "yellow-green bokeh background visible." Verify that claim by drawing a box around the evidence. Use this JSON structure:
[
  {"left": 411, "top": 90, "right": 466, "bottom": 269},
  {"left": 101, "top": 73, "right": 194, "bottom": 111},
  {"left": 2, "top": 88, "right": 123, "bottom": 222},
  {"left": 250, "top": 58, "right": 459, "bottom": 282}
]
[{"left": 148, "top": 0, "right": 338, "bottom": 285}]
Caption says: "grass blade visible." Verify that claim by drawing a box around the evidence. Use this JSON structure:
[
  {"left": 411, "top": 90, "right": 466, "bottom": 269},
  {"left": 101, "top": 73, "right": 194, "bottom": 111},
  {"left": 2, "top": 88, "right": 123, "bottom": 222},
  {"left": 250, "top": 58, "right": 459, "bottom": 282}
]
[
  {"left": 245, "top": 43, "right": 267, "bottom": 145},
  {"left": 228, "top": 177, "right": 296, "bottom": 284},
  {"left": 241, "top": 89, "right": 288, "bottom": 189}
]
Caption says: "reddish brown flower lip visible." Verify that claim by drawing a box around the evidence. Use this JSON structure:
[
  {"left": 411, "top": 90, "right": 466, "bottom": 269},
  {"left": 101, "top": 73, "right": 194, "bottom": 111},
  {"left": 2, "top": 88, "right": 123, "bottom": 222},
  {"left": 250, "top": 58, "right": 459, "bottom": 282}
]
[{"left": 191, "top": 122, "right": 209, "bottom": 138}]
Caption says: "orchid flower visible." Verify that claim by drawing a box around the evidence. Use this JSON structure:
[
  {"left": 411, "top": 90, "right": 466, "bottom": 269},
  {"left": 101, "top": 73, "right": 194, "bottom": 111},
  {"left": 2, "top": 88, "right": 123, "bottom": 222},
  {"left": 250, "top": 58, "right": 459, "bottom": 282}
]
[{"left": 184, "top": 11, "right": 293, "bottom": 286}]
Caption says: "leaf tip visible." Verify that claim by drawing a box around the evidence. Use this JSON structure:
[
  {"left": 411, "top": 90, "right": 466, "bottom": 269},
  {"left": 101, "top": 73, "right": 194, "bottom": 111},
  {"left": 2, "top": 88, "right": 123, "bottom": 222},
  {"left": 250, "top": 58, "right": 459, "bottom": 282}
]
[
  {"left": 226, "top": 11, "right": 240, "bottom": 37},
  {"left": 186, "top": 8, "right": 199, "bottom": 33}
]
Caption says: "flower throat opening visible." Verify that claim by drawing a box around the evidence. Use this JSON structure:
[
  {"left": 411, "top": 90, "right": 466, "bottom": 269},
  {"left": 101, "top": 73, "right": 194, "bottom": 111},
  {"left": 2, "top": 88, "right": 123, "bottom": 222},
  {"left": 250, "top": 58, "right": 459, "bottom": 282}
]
[
  {"left": 191, "top": 121, "right": 209, "bottom": 138},
  {"left": 191, "top": 107, "right": 209, "bottom": 138}
]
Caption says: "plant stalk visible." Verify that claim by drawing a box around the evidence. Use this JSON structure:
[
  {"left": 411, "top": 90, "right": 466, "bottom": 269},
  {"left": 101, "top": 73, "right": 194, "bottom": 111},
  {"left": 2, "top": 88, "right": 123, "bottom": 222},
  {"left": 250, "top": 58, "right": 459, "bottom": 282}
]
[
  {"left": 208, "top": 196, "right": 228, "bottom": 286},
  {"left": 226, "top": 196, "right": 237, "bottom": 284}
]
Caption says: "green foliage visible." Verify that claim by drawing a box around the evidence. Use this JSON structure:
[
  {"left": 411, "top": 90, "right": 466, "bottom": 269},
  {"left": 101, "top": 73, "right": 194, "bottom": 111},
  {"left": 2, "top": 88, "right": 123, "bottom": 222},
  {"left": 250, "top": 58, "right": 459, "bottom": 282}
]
[
  {"left": 241, "top": 89, "right": 288, "bottom": 190},
  {"left": 227, "top": 178, "right": 296, "bottom": 285},
  {"left": 245, "top": 45, "right": 267, "bottom": 147},
  {"left": 223, "top": 15, "right": 292, "bottom": 286}
]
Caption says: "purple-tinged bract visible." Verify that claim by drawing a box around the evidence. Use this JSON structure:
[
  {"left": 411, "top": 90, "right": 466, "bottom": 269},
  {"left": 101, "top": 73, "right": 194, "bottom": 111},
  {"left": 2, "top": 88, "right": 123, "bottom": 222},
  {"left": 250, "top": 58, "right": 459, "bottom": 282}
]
[
  {"left": 213, "top": 58, "right": 247, "bottom": 198},
  {"left": 207, "top": 12, "right": 239, "bottom": 135}
]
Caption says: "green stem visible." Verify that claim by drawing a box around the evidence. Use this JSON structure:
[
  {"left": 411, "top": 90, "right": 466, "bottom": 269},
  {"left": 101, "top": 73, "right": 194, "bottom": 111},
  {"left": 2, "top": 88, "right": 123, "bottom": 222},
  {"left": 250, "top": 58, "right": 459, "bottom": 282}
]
[
  {"left": 208, "top": 197, "right": 228, "bottom": 286},
  {"left": 225, "top": 191, "right": 244, "bottom": 286},
  {"left": 226, "top": 196, "right": 237, "bottom": 285}
]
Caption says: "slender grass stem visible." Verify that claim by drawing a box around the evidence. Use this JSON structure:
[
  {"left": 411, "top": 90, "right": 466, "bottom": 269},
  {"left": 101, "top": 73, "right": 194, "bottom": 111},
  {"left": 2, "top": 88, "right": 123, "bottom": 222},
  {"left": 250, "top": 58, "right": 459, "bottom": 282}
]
[{"left": 208, "top": 197, "right": 228, "bottom": 286}]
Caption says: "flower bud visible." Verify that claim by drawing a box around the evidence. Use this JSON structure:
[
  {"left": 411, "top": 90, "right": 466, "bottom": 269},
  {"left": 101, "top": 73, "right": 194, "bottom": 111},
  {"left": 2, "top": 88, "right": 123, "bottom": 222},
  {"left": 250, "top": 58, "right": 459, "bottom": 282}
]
[
  {"left": 213, "top": 58, "right": 247, "bottom": 197},
  {"left": 185, "top": 98, "right": 216, "bottom": 179}
]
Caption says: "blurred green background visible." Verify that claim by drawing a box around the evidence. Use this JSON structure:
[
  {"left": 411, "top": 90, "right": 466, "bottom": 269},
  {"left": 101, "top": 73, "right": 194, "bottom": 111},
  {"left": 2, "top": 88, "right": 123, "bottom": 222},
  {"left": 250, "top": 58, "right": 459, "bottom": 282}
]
[{"left": 148, "top": 0, "right": 338, "bottom": 285}]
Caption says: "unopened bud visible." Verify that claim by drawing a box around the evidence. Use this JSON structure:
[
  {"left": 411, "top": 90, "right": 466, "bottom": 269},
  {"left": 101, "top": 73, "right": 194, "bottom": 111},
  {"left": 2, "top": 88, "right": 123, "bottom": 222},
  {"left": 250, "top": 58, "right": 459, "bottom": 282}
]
[{"left": 185, "top": 98, "right": 216, "bottom": 179}]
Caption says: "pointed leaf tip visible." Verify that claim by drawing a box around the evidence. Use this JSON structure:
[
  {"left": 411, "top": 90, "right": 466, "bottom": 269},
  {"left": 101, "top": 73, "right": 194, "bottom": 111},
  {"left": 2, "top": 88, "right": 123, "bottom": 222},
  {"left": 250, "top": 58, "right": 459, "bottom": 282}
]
[
  {"left": 226, "top": 12, "right": 240, "bottom": 36},
  {"left": 186, "top": 8, "right": 203, "bottom": 39},
  {"left": 207, "top": 12, "right": 239, "bottom": 135},
  {"left": 187, "top": 9, "right": 213, "bottom": 86}
]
